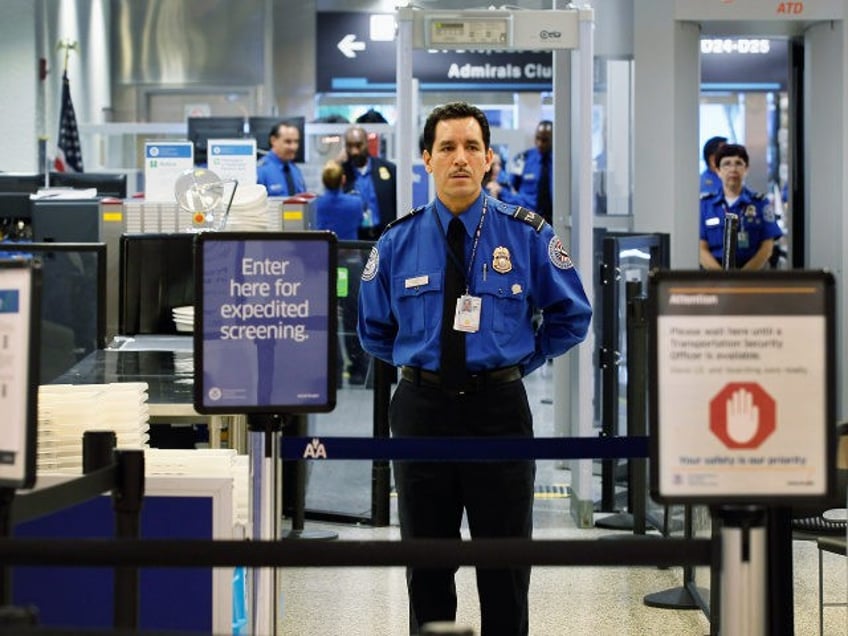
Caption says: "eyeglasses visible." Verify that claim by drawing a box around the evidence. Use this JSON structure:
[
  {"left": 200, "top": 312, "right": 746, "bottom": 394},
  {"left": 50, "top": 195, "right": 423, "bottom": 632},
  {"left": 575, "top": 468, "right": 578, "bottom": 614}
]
[{"left": 719, "top": 159, "right": 747, "bottom": 169}]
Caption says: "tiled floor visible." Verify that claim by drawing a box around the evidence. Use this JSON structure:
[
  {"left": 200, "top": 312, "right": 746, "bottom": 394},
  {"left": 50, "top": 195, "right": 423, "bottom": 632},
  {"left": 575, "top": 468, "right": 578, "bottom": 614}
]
[{"left": 276, "top": 365, "right": 846, "bottom": 636}]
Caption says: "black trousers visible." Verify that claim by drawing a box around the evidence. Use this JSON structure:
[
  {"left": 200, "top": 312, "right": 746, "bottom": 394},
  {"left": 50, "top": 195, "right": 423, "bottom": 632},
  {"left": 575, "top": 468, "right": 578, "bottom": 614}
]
[{"left": 390, "top": 378, "right": 535, "bottom": 636}]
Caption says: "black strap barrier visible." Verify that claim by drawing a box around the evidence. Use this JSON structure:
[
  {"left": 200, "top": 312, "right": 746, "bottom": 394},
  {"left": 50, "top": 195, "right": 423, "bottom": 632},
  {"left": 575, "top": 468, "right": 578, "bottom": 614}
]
[
  {"left": 0, "top": 432, "right": 145, "bottom": 631},
  {"left": 0, "top": 537, "right": 711, "bottom": 569},
  {"left": 281, "top": 435, "right": 649, "bottom": 461}
]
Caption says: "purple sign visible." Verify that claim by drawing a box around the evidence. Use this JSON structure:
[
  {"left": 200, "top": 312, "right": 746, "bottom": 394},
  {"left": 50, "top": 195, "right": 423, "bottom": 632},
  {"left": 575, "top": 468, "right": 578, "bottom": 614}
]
[{"left": 194, "top": 233, "right": 337, "bottom": 413}]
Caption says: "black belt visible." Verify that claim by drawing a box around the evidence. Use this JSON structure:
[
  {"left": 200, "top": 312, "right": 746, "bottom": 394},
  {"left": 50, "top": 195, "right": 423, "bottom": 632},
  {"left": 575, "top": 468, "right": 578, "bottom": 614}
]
[{"left": 400, "top": 365, "right": 522, "bottom": 394}]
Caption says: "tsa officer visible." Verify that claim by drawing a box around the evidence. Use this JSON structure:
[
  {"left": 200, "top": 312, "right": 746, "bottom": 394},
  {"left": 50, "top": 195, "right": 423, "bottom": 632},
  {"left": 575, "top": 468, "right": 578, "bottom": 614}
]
[
  {"left": 508, "top": 120, "right": 553, "bottom": 224},
  {"left": 357, "top": 101, "right": 591, "bottom": 635},
  {"left": 341, "top": 125, "right": 398, "bottom": 240},
  {"left": 699, "top": 135, "right": 727, "bottom": 197},
  {"left": 256, "top": 121, "right": 306, "bottom": 197},
  {"left": 699, "top": 143, "right": 782, "bottom": 270}
]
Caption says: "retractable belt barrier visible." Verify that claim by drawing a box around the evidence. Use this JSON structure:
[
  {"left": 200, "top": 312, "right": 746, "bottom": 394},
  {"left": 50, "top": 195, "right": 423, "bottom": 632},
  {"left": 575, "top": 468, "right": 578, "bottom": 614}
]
[{"left": 281, "top": 435, "right": 649, "bottom": 461}]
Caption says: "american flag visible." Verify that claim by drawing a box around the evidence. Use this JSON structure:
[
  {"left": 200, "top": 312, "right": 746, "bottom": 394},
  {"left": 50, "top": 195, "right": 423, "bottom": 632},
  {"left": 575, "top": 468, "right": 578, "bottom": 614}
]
[{"left": 55, "top": 70, "right": 83, "bottom": 172}]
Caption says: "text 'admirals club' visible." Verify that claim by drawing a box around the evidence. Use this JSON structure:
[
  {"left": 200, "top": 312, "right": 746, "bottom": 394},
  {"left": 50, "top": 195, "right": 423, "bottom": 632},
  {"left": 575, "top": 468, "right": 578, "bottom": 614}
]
[{"left": 446, "top": 62, "right": 552, "bottom": 80}]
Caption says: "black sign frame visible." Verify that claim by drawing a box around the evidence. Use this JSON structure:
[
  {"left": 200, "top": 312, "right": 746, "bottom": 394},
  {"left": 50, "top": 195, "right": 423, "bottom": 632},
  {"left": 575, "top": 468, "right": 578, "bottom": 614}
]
[
  {"left": 193, "top": 232, "right": 337, "bottom": 415},
  {"left": 648, "top": 269, "right": 836, "bottom": 505}
]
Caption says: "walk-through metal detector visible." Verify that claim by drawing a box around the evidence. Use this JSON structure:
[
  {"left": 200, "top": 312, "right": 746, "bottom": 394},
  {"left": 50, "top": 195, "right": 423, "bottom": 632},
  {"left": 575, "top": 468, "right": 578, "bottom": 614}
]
[{"left": 395, "top": 2, "right": 598, "bottom": 526}]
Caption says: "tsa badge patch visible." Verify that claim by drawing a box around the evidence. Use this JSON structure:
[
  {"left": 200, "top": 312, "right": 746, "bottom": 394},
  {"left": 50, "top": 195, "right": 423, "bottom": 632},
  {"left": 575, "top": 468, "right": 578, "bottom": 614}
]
[
  {"left": 548, "top": 236, "right": 573, "bottom": 270},
  {"left": 362, "top": 247, "right": 379, "bottom": 281},
  {"left": 763, "top": 203, "right": 775, "bottom": 222}
]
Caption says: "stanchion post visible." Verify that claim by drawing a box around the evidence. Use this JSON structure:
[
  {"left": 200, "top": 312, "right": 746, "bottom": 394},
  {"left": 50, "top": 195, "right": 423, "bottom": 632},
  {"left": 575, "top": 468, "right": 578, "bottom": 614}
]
[
  {"left": 0, "top": 487, "right": 15, "bottom": 605},
  {"left": 715, "top": 506, "right": 767, "bottom": 636},
  {"left": 112, "top": 449, "right": 145, "bottom": 631},
  {"left": 371, "top": 359, "right": 393, "bottom": 527},
  {"left": 248, "top": 412, "right": 283, "bottom": 636}
]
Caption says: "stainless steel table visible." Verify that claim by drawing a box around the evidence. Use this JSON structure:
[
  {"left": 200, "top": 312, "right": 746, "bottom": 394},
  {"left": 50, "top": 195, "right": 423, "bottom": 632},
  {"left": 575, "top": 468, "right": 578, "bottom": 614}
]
[{"left": 53, "top": 335, "right": 247, "bottom": 450}]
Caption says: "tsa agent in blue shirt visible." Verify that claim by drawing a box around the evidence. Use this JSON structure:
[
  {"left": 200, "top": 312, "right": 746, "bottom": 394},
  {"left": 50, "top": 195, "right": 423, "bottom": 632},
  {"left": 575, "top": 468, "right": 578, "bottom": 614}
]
[
  {"left": 315, "top": 160, "right": 363, "bottom": 240},
  {"left": 699, "top": 143, "right": 782, "bottom": 270},
  {"left": 699, "top": 135, "right": 727, "bottom": 197},
  {"left": 315, "top": 160, "right": 369, "bottom": 384},
  {"left": 357, "top": 102, "right": 591, "bottom": 636},
  {"left": 342, "top": 125, "right": 398, "bottom": 240},
  {"left": 508, "top": 120, "right": 553, "bottom": 223},
  {"left": 256, "top": 121, "right": 306, "bottom": 197}
]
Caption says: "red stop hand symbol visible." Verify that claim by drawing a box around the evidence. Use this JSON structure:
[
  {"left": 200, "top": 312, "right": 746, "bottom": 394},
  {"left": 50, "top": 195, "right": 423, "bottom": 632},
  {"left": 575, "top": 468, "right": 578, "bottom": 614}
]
[{"left": 709, "top": 382, "right": 776, "bottom": 449}]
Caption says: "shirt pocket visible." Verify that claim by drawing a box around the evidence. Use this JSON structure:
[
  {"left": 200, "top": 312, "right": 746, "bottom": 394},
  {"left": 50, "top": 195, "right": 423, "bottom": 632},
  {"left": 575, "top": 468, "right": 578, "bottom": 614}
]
[
  {"left": 393, "top": 270, "right": 442, "bottom": 334},
  {"left": 704, "top": 222, "right": 724, "bottom": 249},
  {"left": 476, "top": 276, "right": 526, "bottom": 334}
]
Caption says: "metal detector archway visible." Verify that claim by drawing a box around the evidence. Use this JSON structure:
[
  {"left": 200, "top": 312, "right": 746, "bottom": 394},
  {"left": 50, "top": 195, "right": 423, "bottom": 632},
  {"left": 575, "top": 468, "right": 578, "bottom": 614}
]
[{"left": 395, "top": 2, "right": 598, "bottom": 523}]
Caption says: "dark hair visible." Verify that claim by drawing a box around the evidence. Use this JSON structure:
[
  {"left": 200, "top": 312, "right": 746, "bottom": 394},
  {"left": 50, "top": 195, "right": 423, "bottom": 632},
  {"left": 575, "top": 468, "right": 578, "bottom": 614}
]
[
  {"left": 270, "top": 120, "right": 298, "bottom": 141},
  {"left": 715, "top": 143, "right": 749, "bottom": 168},
  {"left": 702, "top": 136, "right": 728, "bottom": 165},
  {"left": 422, "top": 102, "right": 490, "bottom": 155}
]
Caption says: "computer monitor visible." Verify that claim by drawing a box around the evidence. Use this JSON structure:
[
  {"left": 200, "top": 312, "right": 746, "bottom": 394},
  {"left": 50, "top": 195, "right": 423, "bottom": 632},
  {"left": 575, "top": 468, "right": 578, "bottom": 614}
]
[
  {"left": 48, "top": 172, "right": 128, "bottom": 198},
  {"left": 0, "top": 193, "right": 33, "bottom": 221},
  {"left": 248, "top": 116, "right": 305, "bottom": 163},
  {"left": 120, "top": 233, "right": 195, "bottom": 335},
  {"left": 187, "top": 116, "right": 246, "bottom": 165},
  {"left": 0, "top": 173, "right": 44, "bottom": 194},
  {"left": 0, "top": 242, "right": 106, "bottom": 383}
]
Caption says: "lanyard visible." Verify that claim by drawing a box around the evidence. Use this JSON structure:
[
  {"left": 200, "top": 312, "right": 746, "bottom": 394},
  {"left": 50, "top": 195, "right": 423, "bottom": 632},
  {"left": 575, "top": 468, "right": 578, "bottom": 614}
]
[{"left": 434, "top": 197, "right": 488, "bottom": 294}]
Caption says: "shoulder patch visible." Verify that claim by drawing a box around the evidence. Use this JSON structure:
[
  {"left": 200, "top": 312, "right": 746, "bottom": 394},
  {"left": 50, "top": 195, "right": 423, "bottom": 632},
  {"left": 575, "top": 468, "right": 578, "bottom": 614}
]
[
  {"left": 548, "top": 235, "right": 574, "bottom": 269},
  {"left": 361, "top": 246, "right": 379, "bottom": 281},
  {"left": 383, "top": 205, "right": 424, "bottom": 232},
  {"left": 512, "top": 206, "right": 546, "bottom": 233}
]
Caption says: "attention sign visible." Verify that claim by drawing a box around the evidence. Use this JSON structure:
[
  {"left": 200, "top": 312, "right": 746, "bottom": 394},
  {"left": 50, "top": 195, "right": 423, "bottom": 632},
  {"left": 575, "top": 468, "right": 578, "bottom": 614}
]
[{"left": 649, "top": 270, "right": 835, "bottom": 504}]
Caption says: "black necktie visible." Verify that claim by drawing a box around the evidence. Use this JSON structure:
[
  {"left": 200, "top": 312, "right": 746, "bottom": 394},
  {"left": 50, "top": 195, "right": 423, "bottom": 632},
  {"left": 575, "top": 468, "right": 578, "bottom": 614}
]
[
  {"left": 537, "top": 154, "right": 552, "bottom": 224},
  {"left": 283, "top": 163, "right": 296, "bottom": 195},
  {"left": 440, "top": 217, "right": 467, "bottom": 388}
]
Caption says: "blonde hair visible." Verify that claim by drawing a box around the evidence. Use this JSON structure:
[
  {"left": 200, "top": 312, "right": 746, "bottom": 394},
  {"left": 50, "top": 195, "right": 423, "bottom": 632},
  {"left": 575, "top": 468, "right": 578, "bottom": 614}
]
[{"left": 321, "top": 160, "right": 344, "bottom": 190}]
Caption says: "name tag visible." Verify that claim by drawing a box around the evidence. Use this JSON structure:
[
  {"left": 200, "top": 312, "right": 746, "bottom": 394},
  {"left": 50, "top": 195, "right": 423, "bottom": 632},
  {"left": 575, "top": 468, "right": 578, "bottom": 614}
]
[
  {"left": 405, "top": 275, "right": 429, "bottom": 288},
  {"left": 706, "top": 217, "right": 720, "bottom": 227}
]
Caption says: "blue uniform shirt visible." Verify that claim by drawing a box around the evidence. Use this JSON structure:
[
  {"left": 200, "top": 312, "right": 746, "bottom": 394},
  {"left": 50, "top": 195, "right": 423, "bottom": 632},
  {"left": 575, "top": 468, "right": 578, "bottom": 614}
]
[
  {"left": 509, "top": 148, "right": 551, "bottom": 212},
  {"left": 357, "top": 193, "right": 592, "bottom": 376},
  {"left": 256, "top": 152, "right": 306, "bottom": 197},
  {"left": 315, "top": 189, "right": 364, "bottom": 240},
  {"left": 699, "top": 168, "right": 722, "bottom": 197},
  {"left": 351, "top": 158, "right": 381, "bottom": 227},
  {"left": 700, "top": 189, "right": 783, "bottom": 268}
]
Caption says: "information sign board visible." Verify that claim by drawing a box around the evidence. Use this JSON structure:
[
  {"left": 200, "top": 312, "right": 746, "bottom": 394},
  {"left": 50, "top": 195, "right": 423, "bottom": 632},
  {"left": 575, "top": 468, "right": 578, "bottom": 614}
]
[
  {"left": 649, "top": 270, "right": 835, "bottom": 504},
  {"left": 207, "top": 139, "right": 257, "bottom": 188},
  {"left": 0, "top": 259, "right": 40, "bottom": 488},
  {"left": 193, "top": 232, "right": 337, "bottom": 414},
  {"left": 144, "top": 141, "right": 194, "bottom": 202}
]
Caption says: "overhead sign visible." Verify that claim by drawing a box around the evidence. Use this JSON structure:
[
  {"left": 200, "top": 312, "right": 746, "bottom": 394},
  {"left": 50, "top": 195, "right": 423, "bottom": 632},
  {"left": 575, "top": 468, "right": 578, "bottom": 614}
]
[
  {"left": 649, "top": 270, "right": 835, "bottom": 504},
  {"left": 317, "top": 12, "right": 553, "bottom": 93},
  {"left": 194, "top": 232, "right": 337, "bottom": 414}
]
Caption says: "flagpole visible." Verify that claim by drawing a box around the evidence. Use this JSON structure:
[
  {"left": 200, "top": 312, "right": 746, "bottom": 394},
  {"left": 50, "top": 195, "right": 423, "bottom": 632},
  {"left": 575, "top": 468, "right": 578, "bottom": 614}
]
[
  {"left": 54, "top": 39, "right": 84, "bottom": 175},
  {"left": 57, "top": 39, "right": 77, "bottom": 74}
]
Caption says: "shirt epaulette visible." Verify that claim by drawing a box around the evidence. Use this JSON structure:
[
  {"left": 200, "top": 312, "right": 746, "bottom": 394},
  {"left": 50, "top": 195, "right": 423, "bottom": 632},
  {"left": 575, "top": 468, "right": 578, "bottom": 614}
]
[
  {"left": 512, "top": 206, "right": 546, "bottom": 233},
  {"left": 384, "top": 205, "right": 424, "bottom": 232}
]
